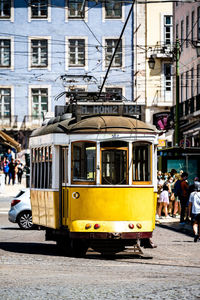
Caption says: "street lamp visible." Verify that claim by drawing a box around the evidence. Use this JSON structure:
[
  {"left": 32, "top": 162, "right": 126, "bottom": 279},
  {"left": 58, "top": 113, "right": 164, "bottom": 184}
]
[{"left": 148, "top": 55, "right": 156, "bottom": 69}]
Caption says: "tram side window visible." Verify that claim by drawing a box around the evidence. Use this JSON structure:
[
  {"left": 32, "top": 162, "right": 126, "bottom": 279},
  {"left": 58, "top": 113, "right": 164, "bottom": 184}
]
[
  {"left": 72, "top": 141, "right": 96, "bottom": 183},
  {"left": 31, "top": 146, "right": 52, "bottom": 189},
  {"left": 132, "top": 143, "right": 151, "bottom": 182}
]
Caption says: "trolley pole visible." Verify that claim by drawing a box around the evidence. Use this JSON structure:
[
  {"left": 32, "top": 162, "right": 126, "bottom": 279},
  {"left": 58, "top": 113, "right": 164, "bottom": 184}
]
[
  {"left": 175, "top": 39, "right": 180, "bottom": 147},
  {"left": 98, "top": 2, "right": 134, "bottom": 98}
]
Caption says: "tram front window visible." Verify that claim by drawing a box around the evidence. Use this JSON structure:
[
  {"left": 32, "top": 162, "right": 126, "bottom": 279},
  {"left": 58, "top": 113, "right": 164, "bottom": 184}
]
[
  {"left": 72, "top": 141, "right": 96, "bottom": 182},
  {"left": 102, "top": 149, "right": 127, "bottom": 185},
  {"left": 133, "top": 143, "right": 151, "bottom": 182}
]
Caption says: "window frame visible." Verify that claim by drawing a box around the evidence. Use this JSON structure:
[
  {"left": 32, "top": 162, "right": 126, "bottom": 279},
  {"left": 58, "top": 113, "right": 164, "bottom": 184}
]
[
  {"left": 0, "top": 86, "right": 11, "bottom": 117},
  {"left": 0, "top": 0, "right": 14, "bottom": 21},
  {"left": 100, "top": 146, "right": 128, "bottom": 185},
  {"left": 132, "top": 142, "right": 152, "bottom": 185},
  {"left": 0, "top": 37, "right": 14, "bottom": 69},
  {"left": 31, "top": 87, "right": 49, "bottom": 119},
  {"left": 65, "top": 36, "right": 88, "bottom": 70},
  {"left": 28, "top": 0, "right": 51, "bottom": 22},
  {"left": 31, "top": 146, "right": 52, "bottom": 189},
  {"left": 65, "top": 0, "right": 88, "bottom": 21},
  {"left": 71, "top": 141, "right": 97, "bottom": 185},
  {"left": 29, "top": 36, "right": 51, "bottom": 70},
  {"left": 163, "top": 15, "right": 173, "bottom": 45},
  {"left": 103, "top": 37, "right": 123, "bottom": 69},
  {"left": 104, "top": 0, "right": 122, "bottom": 19}
]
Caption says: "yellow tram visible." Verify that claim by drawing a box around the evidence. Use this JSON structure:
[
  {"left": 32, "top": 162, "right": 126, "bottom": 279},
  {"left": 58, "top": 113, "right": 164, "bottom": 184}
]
[{"left": 29, "top": 92, "right": 158, "bottom": 256}]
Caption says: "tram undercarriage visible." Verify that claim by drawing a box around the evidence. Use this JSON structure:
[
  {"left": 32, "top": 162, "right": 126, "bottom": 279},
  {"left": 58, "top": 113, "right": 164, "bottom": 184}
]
[{"left": 46, "top": 228, "right": 152, "bottom": 256}]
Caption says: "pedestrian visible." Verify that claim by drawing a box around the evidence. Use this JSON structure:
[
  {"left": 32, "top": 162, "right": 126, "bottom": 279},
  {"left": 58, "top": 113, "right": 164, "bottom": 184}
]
[
  {"left": 3, "top": 157, "right": 9, "bottom": 184},
  {"left": 157, "top": 184, "right": 169, "bottom": 218},
  {"left": 17, "top": 160, "right": 23, "bottom": 184},
  {"left": 4, "top": 148, "right": 12, "bottom": 162},
  {"left": 8, "top": 158, "right": 16, "bottom": 185},
  {"left": 172, "top": 174, "right": 181, "bottom": 217},
  {"left": 179, "top": 172, "right": 189, "bottom": 224},
  {"left": 188, "top": 181, "right": 200, "bottom": 242}
]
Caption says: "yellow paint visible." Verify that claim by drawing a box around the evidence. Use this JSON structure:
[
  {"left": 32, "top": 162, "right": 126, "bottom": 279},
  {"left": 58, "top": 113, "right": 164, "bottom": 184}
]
[
  {"left": 62, "top": 187, "right": 155, "bottom": 233},
  {"left": 31, "top": 190, "right": 59, "bottom": 229}
]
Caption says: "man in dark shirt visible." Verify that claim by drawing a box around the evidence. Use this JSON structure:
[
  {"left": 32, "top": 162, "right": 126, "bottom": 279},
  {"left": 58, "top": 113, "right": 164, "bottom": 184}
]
[{"left": 180, "top": 172, "right": 189, "bottom": 224}]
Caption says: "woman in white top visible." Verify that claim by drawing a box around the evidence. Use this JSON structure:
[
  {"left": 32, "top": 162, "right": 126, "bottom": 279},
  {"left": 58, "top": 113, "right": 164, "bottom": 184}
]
[
  {"left": 189, "top": 181, "right": 200, "bottom": 242},
  {"left": 157, "top": 184, "right": 169, "bottom": 218}
]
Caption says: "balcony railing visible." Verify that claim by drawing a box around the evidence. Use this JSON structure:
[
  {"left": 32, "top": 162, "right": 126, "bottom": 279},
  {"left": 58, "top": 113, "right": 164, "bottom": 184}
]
[
  {"left": 147, "top": 42, "right": 174, "bottom": 59},
  {"left": 20, "top": 115, "right": 44, "bottom": 130},
  {"left": 0, "top": 115, "right": 18, "bottom": 128},
  {"left": 170, "top": 94, "right": 200, "bottom": 120}
]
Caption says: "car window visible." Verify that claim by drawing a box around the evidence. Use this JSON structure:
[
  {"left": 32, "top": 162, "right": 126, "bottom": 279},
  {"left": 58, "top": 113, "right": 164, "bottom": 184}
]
[{"left": 15, "top": 191, "right": 25, "bottom": 198}]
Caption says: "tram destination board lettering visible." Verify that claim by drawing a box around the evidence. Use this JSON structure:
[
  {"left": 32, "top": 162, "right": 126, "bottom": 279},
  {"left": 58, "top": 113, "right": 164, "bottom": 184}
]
[{"left": 79, "top": 105, "right": 141, "bottom": 116}]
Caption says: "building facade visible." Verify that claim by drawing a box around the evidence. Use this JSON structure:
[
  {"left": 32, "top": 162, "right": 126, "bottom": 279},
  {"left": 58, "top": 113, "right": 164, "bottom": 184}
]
[
  {"left": 134, "top": 0, "right": 173, "bottom": 147},
  {"left": 0, "top": 0, "right": 135, "bottom": 150},
  {"left": 173, "top": 1, "right": 200, "bottom": 148}
]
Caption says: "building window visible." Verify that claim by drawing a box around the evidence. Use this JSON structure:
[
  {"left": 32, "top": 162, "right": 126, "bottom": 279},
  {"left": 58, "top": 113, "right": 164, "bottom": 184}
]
[
  {"left": 68, "top": 39, "right": 85, "bottom": 66},
  {"left": 0, "top": 39, "right": 10, "bottom": 67},
  {"left": 72, "top": 141, "right": 96, "bottom": 183},
  {"left": 0, "top": 88, "right": 11, "bottom": 117},
  {"left": 198, "top": 7, "right": 200, "bottom": 40},
  {"left": 105, "top": 0, "right": 122, "bottom": 19},
  {"left": 105, "top": 39, "right": 122, "bottom": 67},
  {"left": 164, "top": 15, "right": 173, "bottom": 45},
  {"left": 0, "top": 0, "right": 10, "bottom": 18},
  {"left": 186, "top": 71, "right": 189, "bottom": 100},
  {"left": 191, "top": 11, "right": 194, "bottom": 41},
  {"left": 105, "top": 87, "right": 122, "bottom": 99},
  {"left": 68, "top": 0, "right": 84, "bottom": 18},
  {"left": 191, "top": 68, "right": 194, "bottom": 97},
  {"left": 30, "top": 0, "right": 48, "bottom": 18},
  {"left": 31, "top": 88, "right": 48, "bottom": 118},
  {"left": 186, "top": 16, "right": 189, "bottom": 48},
  {"left": 164, "top": 64, "right": 172, "bottom": 92},
  {"left": 31, "top": 39, "right": 48, "bottom": 67},
  {"left": 176, "top": 23, "right": 179, "bottom": 39},
  {"left": 181, "top": 20, "right": 184, "bottom": 51},
  {"left": 197, "top": 64, "right": 200, "bottom": 95}
]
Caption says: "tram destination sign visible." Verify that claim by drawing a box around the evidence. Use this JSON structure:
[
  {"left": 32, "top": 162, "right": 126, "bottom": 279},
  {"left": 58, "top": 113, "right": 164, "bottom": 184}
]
[{"left": 76, "top": 103, "right": 142, "bottom": 118}]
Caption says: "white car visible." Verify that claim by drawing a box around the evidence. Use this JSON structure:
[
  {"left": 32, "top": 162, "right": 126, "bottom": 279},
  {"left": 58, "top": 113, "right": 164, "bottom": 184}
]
[{"left": 8, "top": 188, "right": 34, "bottom": 229}]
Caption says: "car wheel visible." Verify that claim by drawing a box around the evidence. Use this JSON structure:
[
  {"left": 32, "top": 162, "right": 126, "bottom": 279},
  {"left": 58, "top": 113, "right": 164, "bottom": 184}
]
[{"left": 17, "top": 211, "right": 33, "bottom": 230}]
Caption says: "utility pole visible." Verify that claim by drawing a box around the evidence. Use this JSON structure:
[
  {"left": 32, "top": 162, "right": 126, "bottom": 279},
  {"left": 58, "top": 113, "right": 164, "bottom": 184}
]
[{"left": 175, "top": 39, "right": 180, "bottom": 146}]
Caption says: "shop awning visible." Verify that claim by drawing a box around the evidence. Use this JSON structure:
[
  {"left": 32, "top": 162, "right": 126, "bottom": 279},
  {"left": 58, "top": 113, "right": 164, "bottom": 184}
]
[{"left": 0, "top": 130, "right": 21, "bottom": 152}]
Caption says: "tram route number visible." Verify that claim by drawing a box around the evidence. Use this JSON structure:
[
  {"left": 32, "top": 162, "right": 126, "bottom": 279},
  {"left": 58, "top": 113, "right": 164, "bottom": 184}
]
[{"left": 80, "top": 105, "right": 140, "bottom": 116}]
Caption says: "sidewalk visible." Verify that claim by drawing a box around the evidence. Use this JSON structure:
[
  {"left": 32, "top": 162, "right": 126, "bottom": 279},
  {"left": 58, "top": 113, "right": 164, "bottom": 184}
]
[
  {"left": 0, "top": 176, "right": 26, "bottom": 199},
  {"left": 155, "top": 215, "right": 193, "bottom": 236}
]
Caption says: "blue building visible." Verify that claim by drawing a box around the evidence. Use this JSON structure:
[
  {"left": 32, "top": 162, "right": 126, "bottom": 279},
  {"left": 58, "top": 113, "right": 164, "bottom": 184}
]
[{"left": 0, "top": 0, "right": 135, "bottom": 150}]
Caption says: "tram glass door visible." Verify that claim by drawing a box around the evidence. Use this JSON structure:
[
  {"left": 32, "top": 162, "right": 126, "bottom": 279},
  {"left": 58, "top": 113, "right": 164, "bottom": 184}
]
[{"left": 101, "top": 149, "right": 127, "bottom": 185}]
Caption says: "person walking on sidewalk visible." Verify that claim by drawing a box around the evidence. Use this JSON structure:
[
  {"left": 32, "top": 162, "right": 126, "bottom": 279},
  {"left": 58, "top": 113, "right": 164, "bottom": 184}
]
[
  {"left": 179, "top": 172, "right": 189, "bottom": 224},
  {"left": 157, "top": 184, "right": 169, "bottom": 218},
  {"left": 188, "top": 181, "right": 200, "bottom": 242}
]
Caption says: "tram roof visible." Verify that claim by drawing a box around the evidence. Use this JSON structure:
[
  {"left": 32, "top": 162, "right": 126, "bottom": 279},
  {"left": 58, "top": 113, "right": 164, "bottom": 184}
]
[{"left": 31, "top": 115, "right": 157, "bottom": 137}]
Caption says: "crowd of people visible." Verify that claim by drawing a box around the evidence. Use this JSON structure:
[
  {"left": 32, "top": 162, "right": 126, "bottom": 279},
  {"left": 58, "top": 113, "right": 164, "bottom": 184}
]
[
  {"left": 1, "top": 149, "right": 24, "bottom": 185},
  {"left": 157, "top": 169, "right": 200, "bottom": 242}
]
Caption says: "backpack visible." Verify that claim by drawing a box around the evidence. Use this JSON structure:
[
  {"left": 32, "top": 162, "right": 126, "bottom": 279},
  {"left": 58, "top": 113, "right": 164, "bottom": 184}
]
[
  {"left": 174, "top": 179, "right": 182, "bottom": 197},
  {"left": 4, "top": 164, "right": 9, "bottom": 173}
]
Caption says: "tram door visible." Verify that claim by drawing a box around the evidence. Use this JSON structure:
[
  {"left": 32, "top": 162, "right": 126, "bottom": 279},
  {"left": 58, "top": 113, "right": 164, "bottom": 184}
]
[
  {"left": 101, "top": 148, "right": 128, "bottom": 185},
  {"left": 61, "top": 147, "right": 68, "bottom": 225}
]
